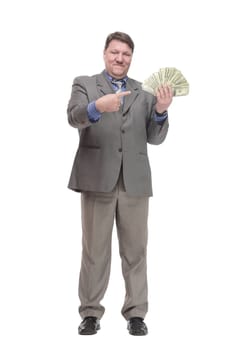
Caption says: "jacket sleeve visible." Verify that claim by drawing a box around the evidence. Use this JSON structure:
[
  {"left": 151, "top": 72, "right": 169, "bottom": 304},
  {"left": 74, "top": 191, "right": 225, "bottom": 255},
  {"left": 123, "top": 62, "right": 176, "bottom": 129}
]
[
  {"left": 147, "top": 116, "right": 169, "bottom": 145},
  {"left": 67, "top": 77, "right": 93, "bottom": 130},
  {"left": 146, "top": 93, "right": 169, "bottom": 145}
]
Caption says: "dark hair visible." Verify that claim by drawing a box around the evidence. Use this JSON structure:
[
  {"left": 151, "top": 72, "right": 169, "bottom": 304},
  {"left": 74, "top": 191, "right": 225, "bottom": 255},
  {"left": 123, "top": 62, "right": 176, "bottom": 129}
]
[{"left": 104, "top": 31, "right": 134, "bottom": 52}]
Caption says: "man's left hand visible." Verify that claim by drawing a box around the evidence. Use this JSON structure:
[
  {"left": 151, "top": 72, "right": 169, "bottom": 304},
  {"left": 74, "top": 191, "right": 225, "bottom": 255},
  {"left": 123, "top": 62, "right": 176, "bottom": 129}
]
[{"left": 155, "top": 85, "right": 173, "bottom": 114}]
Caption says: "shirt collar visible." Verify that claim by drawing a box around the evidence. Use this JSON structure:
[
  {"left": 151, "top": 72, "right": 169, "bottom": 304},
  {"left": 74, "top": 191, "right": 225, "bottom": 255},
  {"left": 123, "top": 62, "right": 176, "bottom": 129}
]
[{"left": 104, "top": 70, "right": 128, "bottom": 85}]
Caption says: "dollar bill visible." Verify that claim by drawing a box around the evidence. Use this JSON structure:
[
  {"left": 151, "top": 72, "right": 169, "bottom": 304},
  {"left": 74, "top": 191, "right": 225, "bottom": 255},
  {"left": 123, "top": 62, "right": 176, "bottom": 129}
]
[{"left": 142, "top": 67, "right": 189, "bottom": 97}]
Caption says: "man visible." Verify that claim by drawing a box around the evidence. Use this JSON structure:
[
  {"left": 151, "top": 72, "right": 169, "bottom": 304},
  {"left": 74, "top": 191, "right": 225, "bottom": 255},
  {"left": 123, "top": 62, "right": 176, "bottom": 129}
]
[{"left": 67, "top": 31, "right": 173, "bottom": 336}]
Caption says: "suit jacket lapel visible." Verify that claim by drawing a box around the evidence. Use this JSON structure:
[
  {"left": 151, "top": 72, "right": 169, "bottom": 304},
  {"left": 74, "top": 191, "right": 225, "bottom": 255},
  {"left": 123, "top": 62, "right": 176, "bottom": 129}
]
[
  {"left": 96, "top": 71, "right": 114, "bottom": 96},
  {"left": 123, "top": 78, "right": 139, "bottom": 114}
]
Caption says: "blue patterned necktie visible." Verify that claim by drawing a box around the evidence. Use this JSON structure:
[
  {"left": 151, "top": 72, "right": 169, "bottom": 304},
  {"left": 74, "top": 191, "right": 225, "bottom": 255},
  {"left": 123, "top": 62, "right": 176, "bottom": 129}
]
[
  {"left": 112, "top": 79, "right": 124, "bottom": 92},
  {"left": 112, "top": 79, "right": 125, "bottom": 104}
]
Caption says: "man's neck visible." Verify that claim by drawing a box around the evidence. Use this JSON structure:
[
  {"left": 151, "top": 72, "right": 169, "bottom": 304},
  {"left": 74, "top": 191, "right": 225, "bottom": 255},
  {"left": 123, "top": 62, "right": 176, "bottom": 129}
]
[{"left": 104, "top": 70, "right": 127, "bottom": 81}]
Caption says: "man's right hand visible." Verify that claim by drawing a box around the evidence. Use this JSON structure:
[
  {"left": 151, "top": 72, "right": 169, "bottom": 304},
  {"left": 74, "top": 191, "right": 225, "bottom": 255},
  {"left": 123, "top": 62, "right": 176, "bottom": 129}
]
[{"left": 95, "top": 91, "right": 131, "bottom": 113}]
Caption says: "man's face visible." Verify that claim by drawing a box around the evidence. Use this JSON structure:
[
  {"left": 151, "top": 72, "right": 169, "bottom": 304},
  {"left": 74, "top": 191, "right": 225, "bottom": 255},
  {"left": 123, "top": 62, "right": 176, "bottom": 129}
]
[{"left": 103, "top": 39, "right": 133, "bottom": 79}]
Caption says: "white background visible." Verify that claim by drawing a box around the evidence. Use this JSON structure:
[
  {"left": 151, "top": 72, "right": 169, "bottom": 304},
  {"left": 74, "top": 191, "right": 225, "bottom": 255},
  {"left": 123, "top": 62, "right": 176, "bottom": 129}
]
[{"left": 0, "top": 0, "right": 233, "bottom": 349}]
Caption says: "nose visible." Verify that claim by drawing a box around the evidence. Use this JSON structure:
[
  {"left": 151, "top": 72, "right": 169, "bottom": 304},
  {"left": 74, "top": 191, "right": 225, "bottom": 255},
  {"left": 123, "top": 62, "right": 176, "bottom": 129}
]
[{"left": 116, "top": 53, "right": 123, "bottom": 62}]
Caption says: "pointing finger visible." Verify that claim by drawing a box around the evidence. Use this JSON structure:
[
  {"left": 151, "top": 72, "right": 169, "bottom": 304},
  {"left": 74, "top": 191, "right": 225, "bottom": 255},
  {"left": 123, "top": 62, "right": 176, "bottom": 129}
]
[{"left": 117, "top": 90, "right": 131, "bottom": 97}]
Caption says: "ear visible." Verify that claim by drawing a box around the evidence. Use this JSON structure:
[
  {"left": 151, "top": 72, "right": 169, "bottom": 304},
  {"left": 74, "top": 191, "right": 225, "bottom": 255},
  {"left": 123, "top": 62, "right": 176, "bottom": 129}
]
[{"left": 103, "top": 49, "right": 107, "bottom": 62}]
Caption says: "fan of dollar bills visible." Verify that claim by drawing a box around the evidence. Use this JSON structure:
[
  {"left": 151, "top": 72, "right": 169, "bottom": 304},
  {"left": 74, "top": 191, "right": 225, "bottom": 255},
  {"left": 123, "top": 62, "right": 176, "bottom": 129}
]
[{"left": 142, "top": 67, "right": 189, "bottom": 96}]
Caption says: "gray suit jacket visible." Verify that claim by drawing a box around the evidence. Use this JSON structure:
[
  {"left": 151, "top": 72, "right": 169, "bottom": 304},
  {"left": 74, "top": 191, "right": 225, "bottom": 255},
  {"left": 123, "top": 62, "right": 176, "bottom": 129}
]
[{"left": 67, "top": 71, "right": 169, "bottom": 197}]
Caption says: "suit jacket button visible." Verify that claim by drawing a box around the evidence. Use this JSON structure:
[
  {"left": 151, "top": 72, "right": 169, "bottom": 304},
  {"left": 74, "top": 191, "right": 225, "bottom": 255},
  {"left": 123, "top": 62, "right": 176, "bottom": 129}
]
[
  {"left": 118, "top": 148, "right": 122, "bottom": 152},
  {"left": 121, "top": 129, "right": 125, "bottom": 133}
]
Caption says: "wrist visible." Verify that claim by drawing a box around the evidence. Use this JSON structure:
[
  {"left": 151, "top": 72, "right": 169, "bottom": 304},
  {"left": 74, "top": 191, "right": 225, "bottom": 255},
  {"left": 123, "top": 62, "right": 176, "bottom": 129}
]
[
  {"left": 155, "top": 109, "right": 167, "bottom": 116},
  {"left": 95, "top": 98, "right": 105, "bottom": 113}
]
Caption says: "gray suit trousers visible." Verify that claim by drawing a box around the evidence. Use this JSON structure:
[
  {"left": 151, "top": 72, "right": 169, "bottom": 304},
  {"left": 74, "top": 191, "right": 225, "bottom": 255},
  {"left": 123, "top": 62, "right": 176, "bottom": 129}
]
[{"left": 79, "top": 172, "right": 149, "bottom": 320}]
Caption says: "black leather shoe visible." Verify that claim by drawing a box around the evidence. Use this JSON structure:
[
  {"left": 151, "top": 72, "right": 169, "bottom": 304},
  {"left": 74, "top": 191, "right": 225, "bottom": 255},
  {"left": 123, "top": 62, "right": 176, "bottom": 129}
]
[
  {"left": 127, "top": 317, "right": 148, "bottom": 336},
  {"left": 78, "top": 316, "right": 100, "bottom": 335}
]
